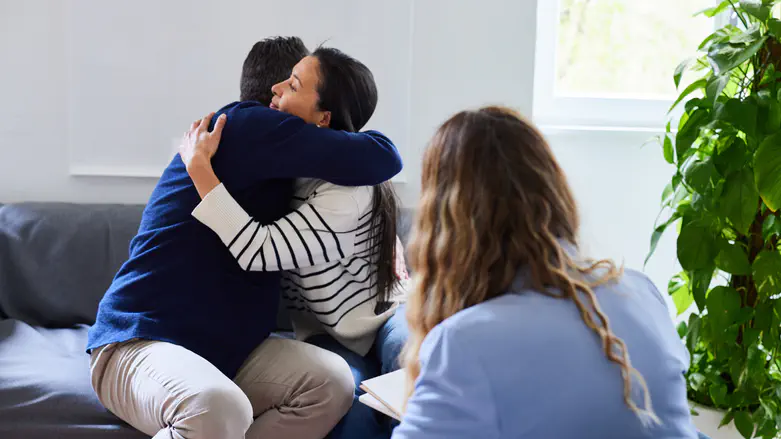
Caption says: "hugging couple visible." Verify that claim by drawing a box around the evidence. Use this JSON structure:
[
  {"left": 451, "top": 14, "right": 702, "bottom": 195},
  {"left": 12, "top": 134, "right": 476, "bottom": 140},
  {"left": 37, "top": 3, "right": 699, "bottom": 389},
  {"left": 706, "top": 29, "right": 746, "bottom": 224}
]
[{"left": 87, "top": 37, "right": 409, "bottom": 439}]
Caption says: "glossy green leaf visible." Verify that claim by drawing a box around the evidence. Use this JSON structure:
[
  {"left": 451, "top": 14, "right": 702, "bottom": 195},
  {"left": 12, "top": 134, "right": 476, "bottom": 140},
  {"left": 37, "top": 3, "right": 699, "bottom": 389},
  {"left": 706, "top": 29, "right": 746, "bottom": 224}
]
[
  {"left": 716, "top": 240, "right": 751, "bottom": 274},
  {"left": 663, "top": 135, "right": 674, "bottom": 164},
  {"left": 677, "top": 222, "right": 718, "bottom": 270},
  {"left": 720, "top": 169, "right": 759, "bottom": 235},
  {"left": 676, "top": 109, "right": 710, "bottom": 162},
  {"left": 734, "top": 410, "right": 755, "bottom": 439},
  {"left": 769, "top": 18, "right": 781, "bottom": 39},
  {"left": 730, "top": 24, "right": 763, "bottom": 44},
  {"left": 710, "top": 382, "right": 729, "bottom": 407},
  {"left": 753, "top": 250, "right": 781, "bottom": 298},
  {"left": 707, "top": 286, "right": 742, "bottom": 332},
  {"left": 716, "top": 98, "right": 758, "bottom": 138},
  {"left": 708, "top": 37, "right": 768, "bottom": 75},
  {"left": 687, "top": 314, "right": 702, "bottom": 353},
  {"left": 697, "top": 0, "right": 731, "bottom": 18},
  {"left": 707, "top": 74, "right": 730, "bottom": 107},
  {"left": 754, "top": 132, "right": 781, "bottom": 211},
  {"left": 762, "top": 214, "right": 781, "bottom": 240},
  {"left": 740, "top": 0, "right": 771, "bottom": 21},
  {"left": 670, "top": 79, "right": 707, "bottom": 113},
  {"left": 645, "top": 216, "right": 679, "bottom": 267},
  {"left": 714, "top": 137, "right": 748, "bottom": 177},
  {"left": 685, "top": 159, "right": 718, "bottom": 194},
  {"left": 754, "top": 302, "right": 775, "bottom": 330},
  {"left": 674, "top": 58, "right": 695, "bottom": 89},
  {"left": 690, "top": 267, "right": 713, "bottom": 312},
  {"left": 669, "top": 273, "right": 694, "bottom": 315}
]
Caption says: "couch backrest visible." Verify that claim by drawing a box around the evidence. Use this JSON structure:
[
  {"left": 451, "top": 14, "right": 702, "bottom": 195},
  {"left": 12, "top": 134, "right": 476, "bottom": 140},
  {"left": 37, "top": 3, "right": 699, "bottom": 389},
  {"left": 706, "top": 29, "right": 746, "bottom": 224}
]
[
  {"left": 0, "top": 203, "right": 144, "bottom": 327},
  {"left": 0, "top": 202, "right": 416, "bottom": 329}
]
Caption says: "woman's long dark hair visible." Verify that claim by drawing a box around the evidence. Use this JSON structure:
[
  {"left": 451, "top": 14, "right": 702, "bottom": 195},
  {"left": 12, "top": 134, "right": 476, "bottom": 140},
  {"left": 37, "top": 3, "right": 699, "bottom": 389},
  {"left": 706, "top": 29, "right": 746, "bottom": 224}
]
[{"left": 312, "top": 47, "right": 399, "bottom": 306}]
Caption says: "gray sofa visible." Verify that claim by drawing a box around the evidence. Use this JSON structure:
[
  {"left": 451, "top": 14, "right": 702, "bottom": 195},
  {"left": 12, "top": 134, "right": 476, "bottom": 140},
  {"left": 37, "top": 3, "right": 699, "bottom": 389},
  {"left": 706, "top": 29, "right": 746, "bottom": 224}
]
[{"left": 0, "top": 202, "right": 415, "bottom": 438}]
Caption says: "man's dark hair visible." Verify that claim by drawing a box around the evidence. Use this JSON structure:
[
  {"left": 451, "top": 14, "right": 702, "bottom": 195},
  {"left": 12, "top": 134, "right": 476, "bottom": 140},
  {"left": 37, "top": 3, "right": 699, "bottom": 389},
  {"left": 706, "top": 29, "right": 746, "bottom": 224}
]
[{"left": 240, "top": 36, "right": 309, "bottom": 105}]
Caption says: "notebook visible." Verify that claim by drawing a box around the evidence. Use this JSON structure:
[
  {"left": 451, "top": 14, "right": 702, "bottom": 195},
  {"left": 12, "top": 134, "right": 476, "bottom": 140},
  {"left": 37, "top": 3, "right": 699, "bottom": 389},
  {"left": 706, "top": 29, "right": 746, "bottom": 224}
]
[{"left": 358, "top": 369, "right": 406, "bottom": 421}]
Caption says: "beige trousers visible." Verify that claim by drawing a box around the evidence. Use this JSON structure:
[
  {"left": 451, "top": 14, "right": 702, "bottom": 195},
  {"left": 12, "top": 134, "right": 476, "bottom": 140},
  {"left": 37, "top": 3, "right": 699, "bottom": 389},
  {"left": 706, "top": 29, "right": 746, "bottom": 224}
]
[{"left": 90, "top": 337, "right": 354, "bottom": 439}]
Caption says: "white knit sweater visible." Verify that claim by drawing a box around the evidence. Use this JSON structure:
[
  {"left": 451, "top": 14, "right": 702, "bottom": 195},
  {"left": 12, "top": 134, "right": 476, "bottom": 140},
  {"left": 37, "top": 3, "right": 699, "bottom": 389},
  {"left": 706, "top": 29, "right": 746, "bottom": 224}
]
[{"left": 192, "top": 179, "right": 408, "bottom": 355}]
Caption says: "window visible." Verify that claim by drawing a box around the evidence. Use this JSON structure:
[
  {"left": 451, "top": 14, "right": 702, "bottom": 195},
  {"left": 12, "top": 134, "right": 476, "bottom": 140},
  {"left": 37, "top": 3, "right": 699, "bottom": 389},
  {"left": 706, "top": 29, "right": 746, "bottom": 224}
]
[{"left": 534, "top": 0, "right": 722, "bottom": 128}]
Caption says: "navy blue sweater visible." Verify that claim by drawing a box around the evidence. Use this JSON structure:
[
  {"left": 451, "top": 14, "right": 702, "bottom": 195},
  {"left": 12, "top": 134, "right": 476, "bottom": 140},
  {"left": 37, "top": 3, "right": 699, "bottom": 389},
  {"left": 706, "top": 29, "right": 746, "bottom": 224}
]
[{"left": 87, "top": 101, "right": 402, "bottom": 377}]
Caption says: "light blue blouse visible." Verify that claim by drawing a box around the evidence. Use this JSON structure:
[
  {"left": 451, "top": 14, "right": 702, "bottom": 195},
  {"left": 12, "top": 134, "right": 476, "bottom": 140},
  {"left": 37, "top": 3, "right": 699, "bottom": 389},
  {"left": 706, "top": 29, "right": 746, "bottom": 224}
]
[{"left": 391, "top": 268, "right": 698, "bottom": 439}]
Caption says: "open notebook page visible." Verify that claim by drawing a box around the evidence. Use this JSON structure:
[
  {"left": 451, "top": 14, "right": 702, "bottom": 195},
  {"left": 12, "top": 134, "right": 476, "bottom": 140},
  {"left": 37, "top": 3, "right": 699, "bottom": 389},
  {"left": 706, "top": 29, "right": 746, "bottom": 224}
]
[{"left": 358, "top": 369, "right": 406, "bottom": 420}]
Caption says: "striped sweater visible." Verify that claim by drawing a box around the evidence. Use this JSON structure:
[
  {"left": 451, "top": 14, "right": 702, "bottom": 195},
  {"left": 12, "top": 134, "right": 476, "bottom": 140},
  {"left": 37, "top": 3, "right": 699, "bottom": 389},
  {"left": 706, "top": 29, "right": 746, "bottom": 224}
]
[{"left": 192, "top": 179, "right": 408, "bottom": 355}]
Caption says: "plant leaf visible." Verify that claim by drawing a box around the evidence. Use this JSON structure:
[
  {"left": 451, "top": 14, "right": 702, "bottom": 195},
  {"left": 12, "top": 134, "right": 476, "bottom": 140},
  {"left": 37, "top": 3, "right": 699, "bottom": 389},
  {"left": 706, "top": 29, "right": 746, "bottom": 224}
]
[
  {"left": 710, "top": 382, "right": 729, "bottom": 407},
  {"left": 706, "top": 286, "right": 742, "bottom": 332},
  {"left": 707, "top": 74, "right": 730, "bottom": 107},
  {"left": 762, "top": 214, "right": 781, "bottom": 240},
  {"left": 740, "top": 0, "right": 771, "bottom": 21},
  {"left": 645, "top": 213, "right": 681, "bottom": 267},
  {"left": 674, "top": 58, "right": 695, "bottom": 89},
  {"left": 769, "top": 18, "right": 781, "bottom": 39},
  {"left": 677, "top": 222, "right": 718, "bottom": 270},
  {"left": 716, "top": 240, "right": 751, "bottom": 274},
  {"left": 714, "top": 137, "right": 749, "bottom": 177},
  {"left": 669, "top": 273, "right": 694, "bottom": 315},
  {"left": 734, "top": 410, "right": 755, "bottom": 439},
  {"left": 754, "top": 132, "right": 781, "bottom": 211},
  {"left": 685, "top": 159, "right": 719, "bottom": 194},
  {"left": 663, "top": 135, "right": 675, "bottom": 164},
  {"left": 716, "top": 98, "right": 759, "bottom": 137},
  {"left": 670, "top": 79, "right": 707, "bottom": 113},
  {"left": 687, "top": 314, "right": 702, "bottom": 353},
  {"left": 676, "top": 320, "right": 688, "bottom": 338},
  {"left": 708, "top": 37, "right": 769, "bottom": 75},
  {"left": 753, "top": 250, "right": 781, "bottom": 298},
  {"left": 698, "top": 0, "right": 732, "bottom": 18},
  {"left": 690, "top": 267, "right": 713, "bottom": 312},
  {"left": 720, "top": 169, "right": 759, "bottom": 235},
  {"left": 754, "top": 302, "right": 774, "bottom": 330},
  {"left": 720, "top": 410, "right": 735, "bottom": 428},
  {"left": 730, "top": 24, "right": 763, "bottom": 44},
  {"left": 676, "top": 109, "right": 710, "bottom": 162}
]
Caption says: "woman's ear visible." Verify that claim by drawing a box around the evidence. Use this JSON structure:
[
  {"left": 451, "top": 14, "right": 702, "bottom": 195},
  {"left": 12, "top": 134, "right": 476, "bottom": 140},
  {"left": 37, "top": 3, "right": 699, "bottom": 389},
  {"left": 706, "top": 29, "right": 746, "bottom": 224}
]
[{"left": 317, "top": 111, "right": 331, "bottom": 128}]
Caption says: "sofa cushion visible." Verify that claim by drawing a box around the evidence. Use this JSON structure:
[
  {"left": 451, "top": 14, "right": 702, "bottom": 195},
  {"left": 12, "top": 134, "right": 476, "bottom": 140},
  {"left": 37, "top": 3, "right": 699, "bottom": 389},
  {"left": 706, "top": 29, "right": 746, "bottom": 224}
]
[
  {"left": 0, "top": 203, "right": 144, "bottom": 327},
  {"left": 0, "top": 319, "right": 144, "bottom": 439}
]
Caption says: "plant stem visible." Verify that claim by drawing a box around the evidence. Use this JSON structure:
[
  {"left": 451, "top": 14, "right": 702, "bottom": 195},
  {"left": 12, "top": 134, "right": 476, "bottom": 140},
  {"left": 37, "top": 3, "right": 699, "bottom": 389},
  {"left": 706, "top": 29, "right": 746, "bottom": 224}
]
[{"left": 728, "top": 0, "right": 749, "bottom": 29}]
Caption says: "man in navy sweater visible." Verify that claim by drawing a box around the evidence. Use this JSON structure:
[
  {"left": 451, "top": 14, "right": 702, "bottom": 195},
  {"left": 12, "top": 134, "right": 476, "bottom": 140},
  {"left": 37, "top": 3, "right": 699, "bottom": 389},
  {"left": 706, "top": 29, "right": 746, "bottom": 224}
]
[{"left": 87, "top": 37, "right": 402, "bottom": 439}]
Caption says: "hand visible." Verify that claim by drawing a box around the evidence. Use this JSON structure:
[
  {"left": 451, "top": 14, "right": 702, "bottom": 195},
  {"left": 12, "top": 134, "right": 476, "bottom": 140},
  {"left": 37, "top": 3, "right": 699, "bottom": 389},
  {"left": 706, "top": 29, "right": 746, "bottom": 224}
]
[
  {"left": 179, "top": 112, "right": 227, "bottom": 169},
  {"left": 393, "top": 235, "right": 410, "bottom": 281}
]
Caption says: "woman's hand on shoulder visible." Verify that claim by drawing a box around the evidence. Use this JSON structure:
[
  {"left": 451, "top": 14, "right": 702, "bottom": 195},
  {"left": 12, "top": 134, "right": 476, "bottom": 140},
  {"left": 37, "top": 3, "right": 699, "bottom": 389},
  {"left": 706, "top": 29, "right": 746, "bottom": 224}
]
[{"left": 179, "top": 112, "right": 226, "bottom": 171}]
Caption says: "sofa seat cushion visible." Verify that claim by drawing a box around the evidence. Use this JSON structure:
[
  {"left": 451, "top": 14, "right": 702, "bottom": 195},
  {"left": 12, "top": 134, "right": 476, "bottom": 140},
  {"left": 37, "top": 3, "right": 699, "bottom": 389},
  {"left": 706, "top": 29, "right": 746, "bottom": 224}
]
[{"left": 0, "top": 320, "right": 144, "bottom": 439}]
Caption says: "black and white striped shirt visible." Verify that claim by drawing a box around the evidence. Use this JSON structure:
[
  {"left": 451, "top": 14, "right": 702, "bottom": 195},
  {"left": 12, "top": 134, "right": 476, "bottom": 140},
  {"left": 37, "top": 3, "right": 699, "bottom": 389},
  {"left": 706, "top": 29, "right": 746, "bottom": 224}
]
[{"left": 192, "top": 179, "right": 407, "bottom": 355}]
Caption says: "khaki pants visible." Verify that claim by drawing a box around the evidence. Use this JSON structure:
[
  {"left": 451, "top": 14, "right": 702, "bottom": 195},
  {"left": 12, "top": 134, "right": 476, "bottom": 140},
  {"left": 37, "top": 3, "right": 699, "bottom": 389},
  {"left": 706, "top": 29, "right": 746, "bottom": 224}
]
[{"left": 90, "top": 337, "right": 354, "bottom": 439}]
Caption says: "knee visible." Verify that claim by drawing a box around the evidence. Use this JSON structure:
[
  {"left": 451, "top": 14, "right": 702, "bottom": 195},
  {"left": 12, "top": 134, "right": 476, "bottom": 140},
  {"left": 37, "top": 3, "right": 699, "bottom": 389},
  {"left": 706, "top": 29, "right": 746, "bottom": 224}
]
[
  {"left": 308, "top": 351, "right": 356, "bottom": 416},
  {"left": 174, "top": 384, "right": 253, "bottom": 439}
]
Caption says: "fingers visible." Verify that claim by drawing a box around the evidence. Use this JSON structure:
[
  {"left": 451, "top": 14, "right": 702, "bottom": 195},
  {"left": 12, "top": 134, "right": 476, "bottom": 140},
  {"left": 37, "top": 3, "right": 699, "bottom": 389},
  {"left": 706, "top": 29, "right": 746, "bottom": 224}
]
[
  {"left": 212, "top": 114, "right": 227, "bottom": 138},
  {"left": 190, "top": 119, "right": 200, "bottom": 131},
  {"left": 198, "top": 112, "right": 215, "bottom": 133}
]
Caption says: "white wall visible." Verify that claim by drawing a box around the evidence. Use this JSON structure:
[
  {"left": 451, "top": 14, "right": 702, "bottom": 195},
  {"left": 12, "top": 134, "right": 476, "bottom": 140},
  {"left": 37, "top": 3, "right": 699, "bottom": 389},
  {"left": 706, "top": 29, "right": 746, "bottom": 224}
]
[
  {"left": 0, "top": 0, "right": 679, "bottom": 296},
  {"left": 0, "top": 0, "right": 537, "bottom": 208}
]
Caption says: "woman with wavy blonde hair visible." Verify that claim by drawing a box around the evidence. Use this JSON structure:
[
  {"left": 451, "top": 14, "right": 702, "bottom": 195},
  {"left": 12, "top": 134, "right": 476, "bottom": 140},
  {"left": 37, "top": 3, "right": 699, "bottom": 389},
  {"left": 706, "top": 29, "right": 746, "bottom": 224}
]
[{"left": 391, "top": 107, "right": 698, "bottom": 439}]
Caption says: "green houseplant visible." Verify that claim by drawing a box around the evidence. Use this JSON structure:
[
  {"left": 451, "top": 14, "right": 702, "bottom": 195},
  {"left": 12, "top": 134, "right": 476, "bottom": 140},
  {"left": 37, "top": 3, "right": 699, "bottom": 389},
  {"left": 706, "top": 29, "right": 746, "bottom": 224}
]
[{"left": 647, "top": 1, "right": 781, "bottom": 438}]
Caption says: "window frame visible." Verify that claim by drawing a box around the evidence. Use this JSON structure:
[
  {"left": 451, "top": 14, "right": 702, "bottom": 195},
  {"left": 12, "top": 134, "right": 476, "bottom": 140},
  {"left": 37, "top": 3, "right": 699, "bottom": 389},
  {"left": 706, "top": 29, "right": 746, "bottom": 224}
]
[{"left": 532, "top": 0, "right": 728, "bottom": 129}]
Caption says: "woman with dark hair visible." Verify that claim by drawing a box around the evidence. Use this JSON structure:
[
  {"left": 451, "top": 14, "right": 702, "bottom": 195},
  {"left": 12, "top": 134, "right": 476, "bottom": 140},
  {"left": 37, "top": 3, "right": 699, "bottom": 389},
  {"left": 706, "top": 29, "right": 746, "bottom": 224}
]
[
  {"left": 182, "top": 47, "right": 409, "bottom": 439},
  {"left": 391, "top": 107, "right": 698, "bottom": 439}
]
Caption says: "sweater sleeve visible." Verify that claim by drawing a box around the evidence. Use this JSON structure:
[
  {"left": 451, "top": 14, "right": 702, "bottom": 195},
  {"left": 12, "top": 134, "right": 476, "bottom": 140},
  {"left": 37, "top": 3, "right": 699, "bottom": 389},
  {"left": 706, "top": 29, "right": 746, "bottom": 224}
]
[
  {"left": 191, "top": 182, "right": 371, "bottom": 271},
  {"left": 210, "top": 103, "right": 402, "bottom": 190},
  {"left": 391, "top": 324, "right": 500, "bottom": 439}
]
